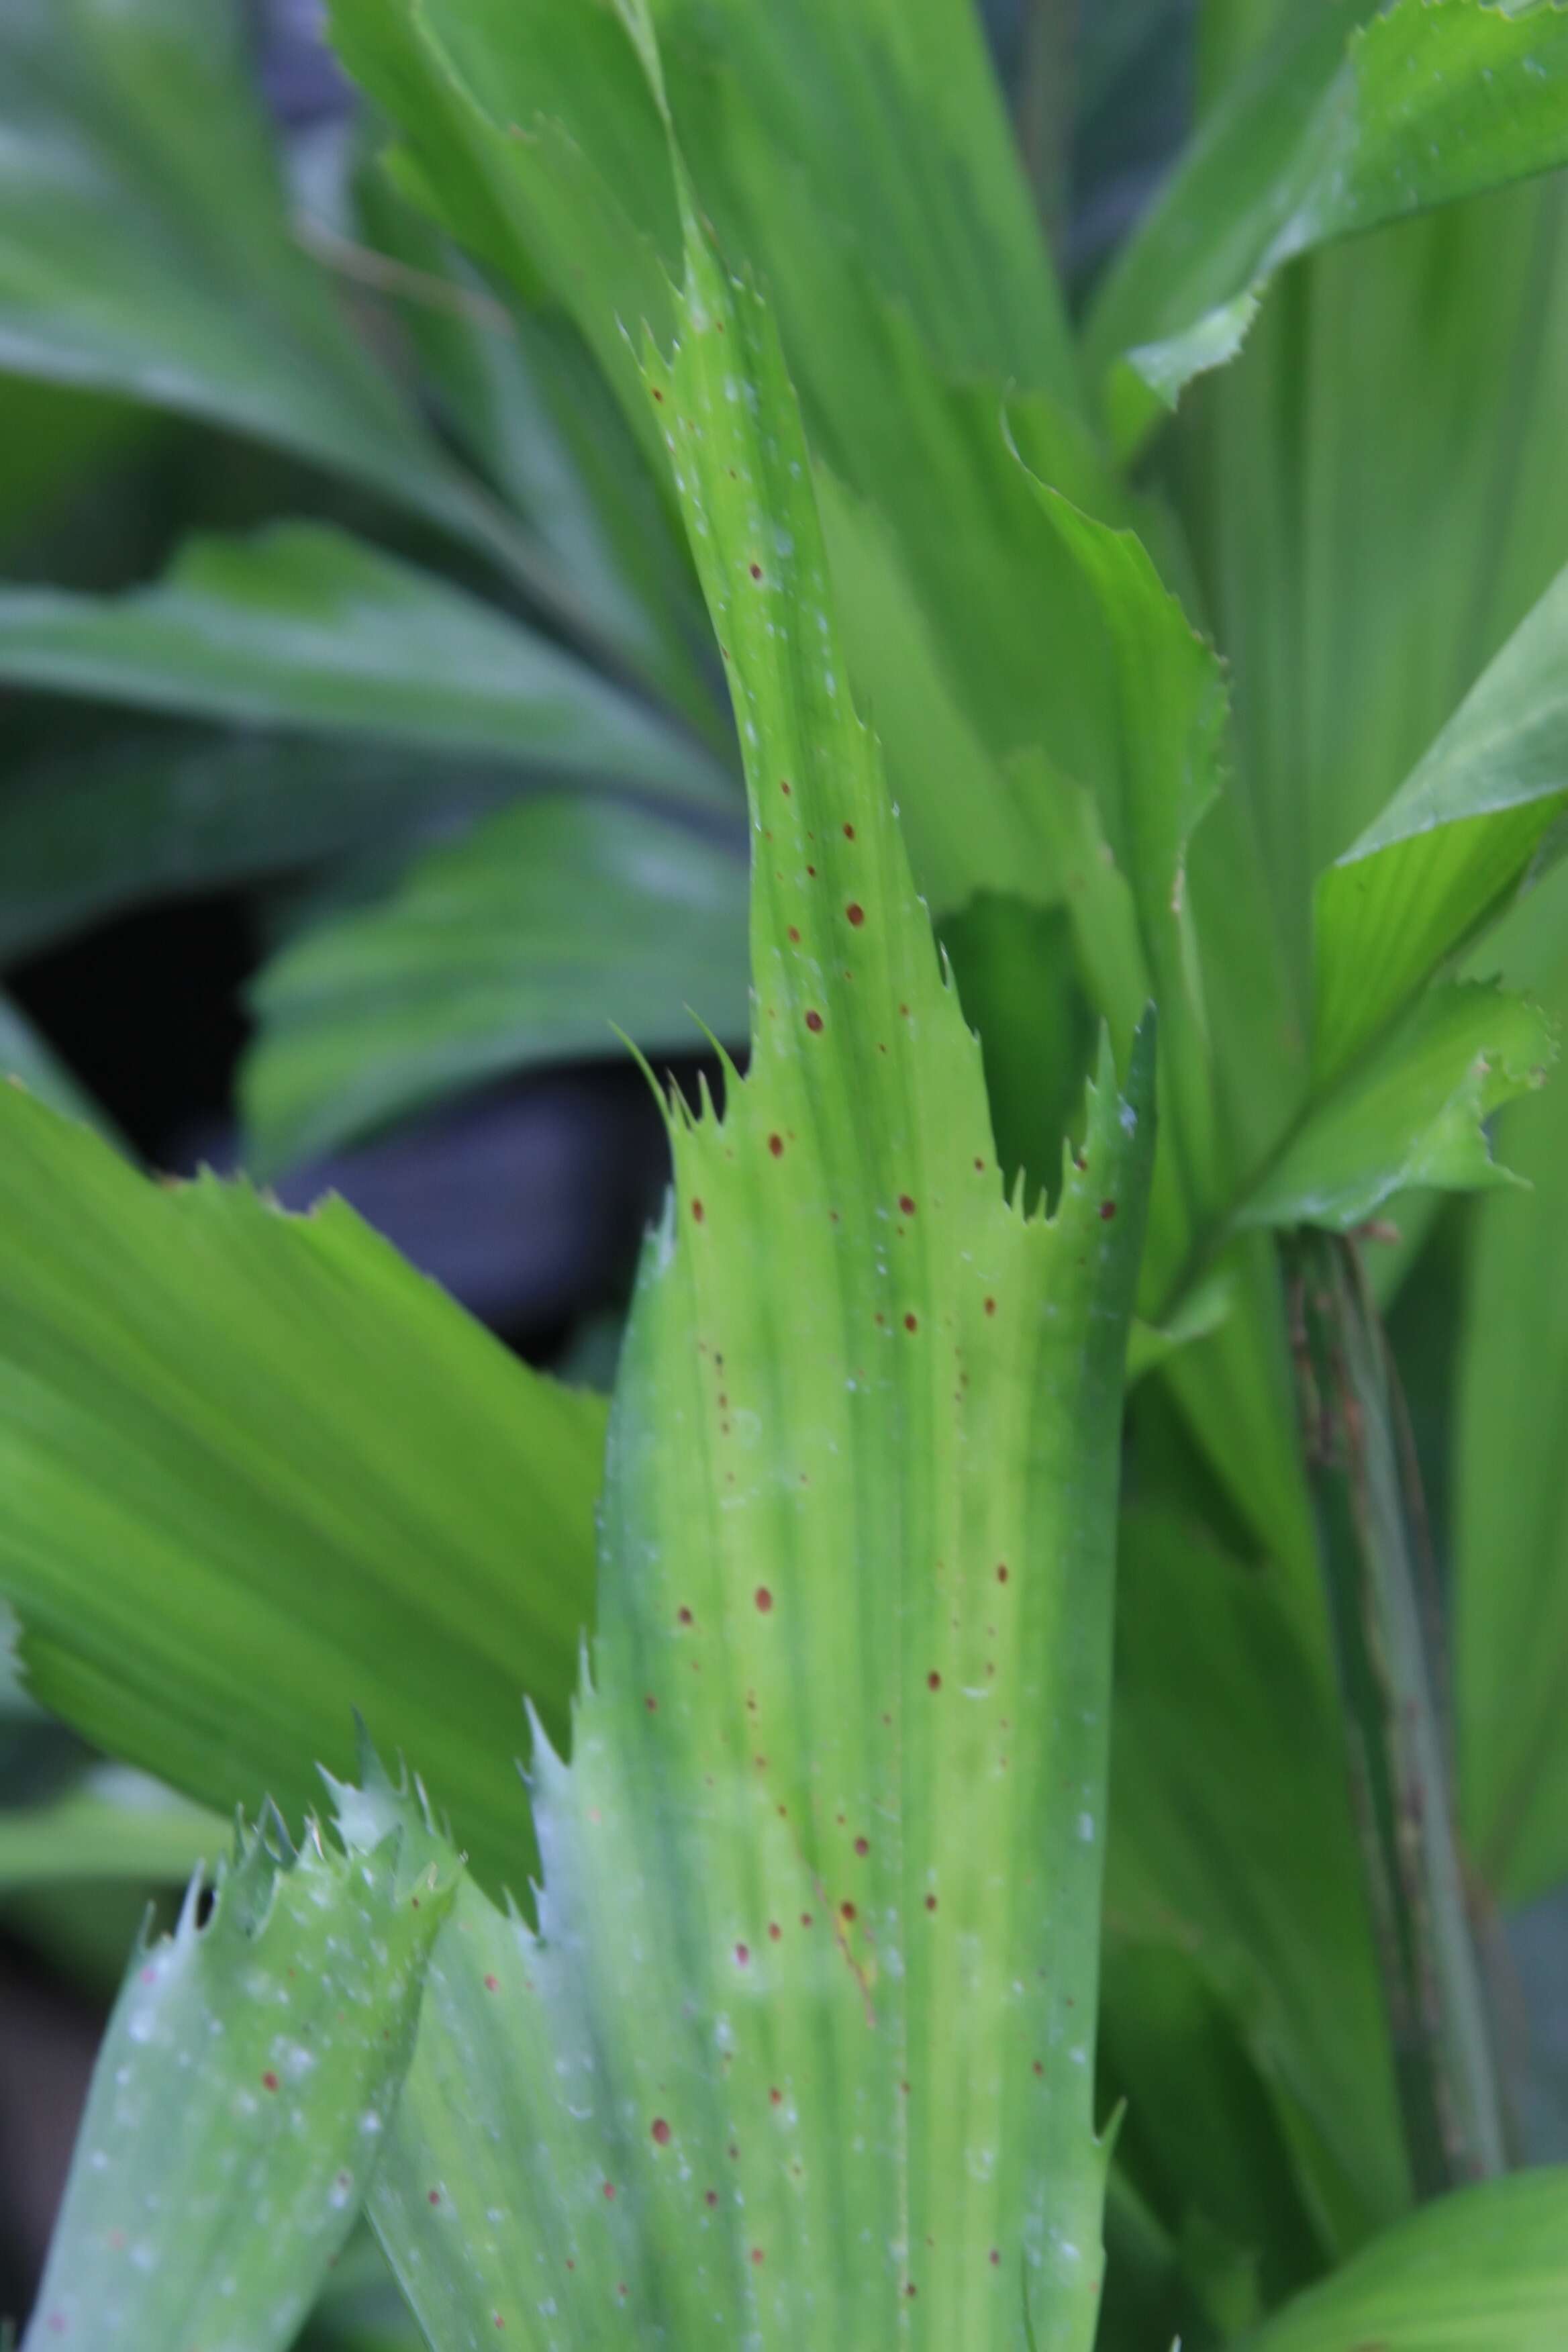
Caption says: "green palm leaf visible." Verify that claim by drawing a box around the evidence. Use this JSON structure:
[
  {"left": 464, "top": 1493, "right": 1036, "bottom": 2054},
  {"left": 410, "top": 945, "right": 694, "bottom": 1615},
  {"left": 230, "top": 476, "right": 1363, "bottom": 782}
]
[{"left": 361, "top": 182, "right": 1155, "bottom": 2352}]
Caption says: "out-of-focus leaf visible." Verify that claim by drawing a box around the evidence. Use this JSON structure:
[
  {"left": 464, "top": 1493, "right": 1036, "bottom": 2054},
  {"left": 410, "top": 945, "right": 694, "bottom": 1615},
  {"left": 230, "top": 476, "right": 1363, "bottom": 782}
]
[
  {"left": 1088, "top": 0, "right": 1568, "bottom": 453},
  {"left": 1107, "top": 1510, "right": 1408, "bottom": 2252},
  {"left": 1238, "top": 2169, "right": 1568, "bottom": 2352},
  {"left": 1314, "top": 561, "right": 1568, "bottom": 1080},
  {"left": 0, "top": 991, "right": 124, "bottom": 1147},
  {"left": 348, "top": 158, "right": 714, "bottom": 732},
  {"left": 0, "top": 377, "right": 150, "bottom": 548},
  {"left": 1099, "top": 1938, "right": 1323, "bottom": 2329},
  {"left": 1455, "top": 910, "right": 1568, "bottom": 1904},
  {"left": 0, "top": 0, "right": 524, "bottom": 574},
  {"left": 0, "top": 1086, "right": 605, "bottom": 1892},
  {"left": 0, "top": 1768, "right": 222, "bottom": 1890},
  {"left": 0, "top": 722, "right": 536, "bottom": 965},
  {"left": 1238, "top": 981, "right": 1555, "bottom": 1232},
  {"left": 0, "top": 524, "right": 731, "bottom": 805},
  {"left": 22, "top": 1785, "right": 458, "bottom": 2352},
  {"left": 244, "top": 794, "right": 749, "bottom": 1171},
  {"left": 363, "top": 186, "right": 1155, "bottom": 2352},
  {"left": 1177, "top": 175, "right": 1568, "bottom": 1018}
]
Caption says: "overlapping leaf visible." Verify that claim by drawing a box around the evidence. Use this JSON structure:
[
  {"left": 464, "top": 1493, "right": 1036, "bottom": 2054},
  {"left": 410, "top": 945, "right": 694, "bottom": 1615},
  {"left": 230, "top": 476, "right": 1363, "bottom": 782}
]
[
  {"left": 0, "top": 1089, "right": 603, "bottom": 1889},
  {"left": 1237, "top": 2169, "right": 1568, "bottom": 2351},
  {"left": 1089, "top": 0, "right": 1568, "bottom": 454},
  {"left": 0, "top": 0, "right": 518, "bottom": 573},
  {"left": 360, "top": 185, "right": 1154, "bottom": 2352},
  {"left": 0, "top": 524, "right": 729, "bottom": 805},
  {"left": 244, "top": 794, "right": 749, "bottom": 1172},
  {"left": 0, "top": 1768, "right": 222, "bottom": 1890},
  {"left": 22, "top": 1789, "right": 458, "bottom": 2351}
]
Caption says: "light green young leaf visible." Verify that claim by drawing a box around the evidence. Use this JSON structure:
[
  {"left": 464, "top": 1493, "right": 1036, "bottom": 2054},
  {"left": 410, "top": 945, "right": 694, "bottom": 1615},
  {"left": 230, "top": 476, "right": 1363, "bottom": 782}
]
[
  {"left": 1456, "top": 910, "right": 1568, "bottom": 1903},
  {"left": 0, "top": 0, "right": 524, "bottom": 575},
  {"left": 243, "top": 794, "right": 749, "bottom": 1172},
  {"left": 1237, "top": 2169, "right": 1568, "bottom": 2351},
  {"left": 21, "top": 1791, "right": 458, "bottom": 2351},
  {"left": 0, "top": 524, "right": 730, "bottom": 808},
  {"left": 364, "top": 191, "right": 1155, "bottom": 2352},
  {"left": 0, "top": 1088, "right": 604, "bottom": 1891},
  {"left": 1088, "top": 0, "right": 1568, "bottom": 454},
  {"left": 0, "top": 1769, "right": 222, "bottom": 1890},
  {"left": 1314, "top": 559, "right": 1568, "bottom": 1080},
  {"left": 1238, "top": 980, "right": 1556, "bottom": 1232}
]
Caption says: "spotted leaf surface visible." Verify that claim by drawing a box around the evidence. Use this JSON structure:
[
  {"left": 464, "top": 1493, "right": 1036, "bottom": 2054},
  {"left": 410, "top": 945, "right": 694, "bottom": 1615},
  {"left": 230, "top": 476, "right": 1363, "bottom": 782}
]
[
  {"left": 363, "top": 193, "right": 1154, "bottom": 2352},
  {"left": 21, "top": 1792, "right": 458, "bottom": 2351}
]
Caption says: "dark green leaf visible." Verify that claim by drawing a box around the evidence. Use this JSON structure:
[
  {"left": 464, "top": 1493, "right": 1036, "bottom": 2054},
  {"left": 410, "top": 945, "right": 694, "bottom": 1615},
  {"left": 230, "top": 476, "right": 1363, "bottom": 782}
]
[
  {"left": 0, "top": 524, "right": 730, "bottom": 805},
  {"left": 0, "top": 0, "right": 520, "bottom": 569},
  {"left": 243, "top": 793, "right": 750, "bottom": 1171}
]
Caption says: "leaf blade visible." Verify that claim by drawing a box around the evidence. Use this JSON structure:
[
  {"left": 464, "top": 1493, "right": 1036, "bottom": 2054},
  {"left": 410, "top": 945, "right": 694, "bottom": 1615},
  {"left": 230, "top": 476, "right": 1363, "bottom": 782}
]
[
  {"left": 21, "top": 1791, "right": 458, "bottom": 2351},
  {"left": 0, "top": 1091, "right": 604, "bottom": 1892}
]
